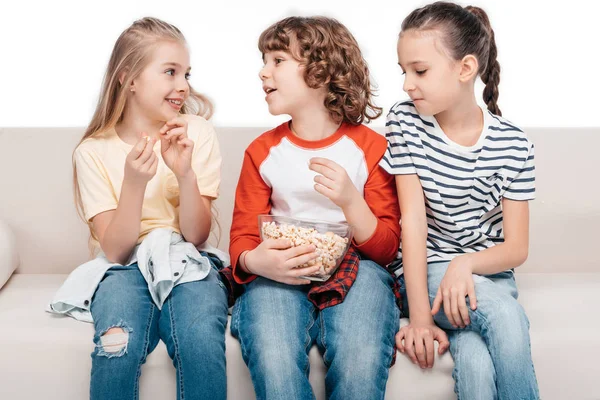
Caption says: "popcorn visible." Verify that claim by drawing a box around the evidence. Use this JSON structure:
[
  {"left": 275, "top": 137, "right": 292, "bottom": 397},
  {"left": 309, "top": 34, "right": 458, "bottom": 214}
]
[{"left": 261, "top": 221, "right": 349, "bottom": 278}]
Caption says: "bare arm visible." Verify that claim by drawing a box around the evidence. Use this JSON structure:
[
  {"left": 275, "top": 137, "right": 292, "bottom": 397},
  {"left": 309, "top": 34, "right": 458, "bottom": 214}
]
[
  {"left": 177, "top": 172, "right": 212, "bottom": 247},
  {"left": 457, "top": 198, "right": 530, "bottom": 275},
  {"left": 92, "top": 137, "right": 158, "bottom": 264}
]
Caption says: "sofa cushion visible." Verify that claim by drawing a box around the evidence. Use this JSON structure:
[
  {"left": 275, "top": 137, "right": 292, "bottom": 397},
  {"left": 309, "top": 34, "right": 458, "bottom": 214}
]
[
  {"left": 1, "top": 272, "right": 599, "bottom": 399},
  {"left": 0, "top": 220, "right": 19, "bottom": 290}
]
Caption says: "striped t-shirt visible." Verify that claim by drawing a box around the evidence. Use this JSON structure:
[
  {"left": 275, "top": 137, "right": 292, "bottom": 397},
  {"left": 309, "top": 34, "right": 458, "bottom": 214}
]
[{"left": 380, "top": 100, "right": 535, "bottom": 276}]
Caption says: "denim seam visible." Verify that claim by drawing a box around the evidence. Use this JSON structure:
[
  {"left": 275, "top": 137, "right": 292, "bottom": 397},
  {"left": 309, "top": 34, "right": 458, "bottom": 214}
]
[
  {"left": 451, "top": 332, "right": 462, "bottom": 400},
  {"left": 233, "top": 295, "right": 249, "bottom": 363},
  {"left": 168, "top": 299, "right": 185, "bottom": 400},
  {"left": 303, "top": 308, "right": 317, "bottom": 376},
  {"left": 135, "top": 304, "right": 156, "bottom": 400}
]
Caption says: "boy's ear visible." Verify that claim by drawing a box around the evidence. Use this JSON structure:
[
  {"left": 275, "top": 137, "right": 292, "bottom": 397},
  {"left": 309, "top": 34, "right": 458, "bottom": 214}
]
[{"left": 459, "top": 54, "right": 479, "bottom": 82}]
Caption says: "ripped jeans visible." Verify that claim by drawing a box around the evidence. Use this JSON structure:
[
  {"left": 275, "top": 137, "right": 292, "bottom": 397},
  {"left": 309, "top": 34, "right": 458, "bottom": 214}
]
[{"left": 89, "top": 255, "right": 229, "bottom": 400}]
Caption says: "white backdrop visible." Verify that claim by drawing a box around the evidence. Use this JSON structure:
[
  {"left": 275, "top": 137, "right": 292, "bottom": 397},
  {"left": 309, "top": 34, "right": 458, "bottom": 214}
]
[{"left": 1, "top": 0, "right": 598, "bottom": 128}]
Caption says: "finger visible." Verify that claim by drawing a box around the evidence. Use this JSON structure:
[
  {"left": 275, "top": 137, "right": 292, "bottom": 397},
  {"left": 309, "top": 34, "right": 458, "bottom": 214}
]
[
  {"left": 414, "top": 335, "right": 427, "bottom": 368},
  {"left": 431, "top": 289, "right": 442, "bottom": 315},
  {"left": 282, "top": 243, "right": 316, "bottom": 258},
  {"left": 458, "top": 291, "right": 470, "bottom": 326},
  {"left": 177, "top": 138, "right": 194, "bottom": 149},
  {"left": 141, "top": 152, "right": 157, "bottom": 172},
  {"left": 442, "top": 289, "right": 456, "bottom": 328},
  {"left": 136, "top": 137, "right": 156, "bottom": 164},
  {"left": 467, "top": 281, "right": 478, "bottom": 310},
  {"left": 314, "top": 183, "right": 336, "bottom": 200},
  {"left": 450, "top": 288, "right": 465, "bottom": 328},
  {"left": 290, "top": 265, "right": 321, "bottom": 278},
  {"left": 434, "top": 328, "right": 450, "bottom": 355},
  {"left": 160, "top": 117, "right": 187, "bottom": 134},
  {"left": 404, "top": 331, "right": 418, "bottom": 365},
  {"left": 309, "top": 157, "right": 340, "bottom": 172},
  {"left": 308, "top": 162, "right": 338, "bottom": 180},
  {"left": 146, "top": 153, "right": 159, "bottom": 176},
  {"left": 283, "top": 276, "right": 312, "bottom": 285},
  {"left": 265, "top": 238, "right": 292, "bottom": 250},
  {"left": 285, "top": 251, "right": 319, "bottom": 269},
  {"left": 161, "top": 127, "right": 187, "bottom": 141},
  {"left": 425, "top": 332, "right": 435, "bottom": 368},
  {"left": 395, "top": 329, "right": 406, "bottom": 353},
  {"left": 314, "top": 175, "right": 336, "bottom": 190},
  {"left": 129, "top": 135, "right": 150, "bottom": 159}
]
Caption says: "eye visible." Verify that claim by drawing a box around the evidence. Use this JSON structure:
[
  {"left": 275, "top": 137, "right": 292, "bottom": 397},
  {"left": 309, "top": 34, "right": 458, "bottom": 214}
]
[
  {"left": 185, "top": 72, "right": 191, "bottom": 80},
  {"left": 166, "top": 69, "right": 175, "bottom": 76},
  {"left": 416, "top": 70, "right": 427, "bottom": 76},
  {"left": 274, "top": 58, "right": 283, "bottom": 65}
]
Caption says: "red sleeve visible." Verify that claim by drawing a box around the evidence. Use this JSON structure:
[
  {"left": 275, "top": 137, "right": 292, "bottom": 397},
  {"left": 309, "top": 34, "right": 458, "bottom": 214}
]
[
  {"left": 350, "top": 127, "right": 401, "bottom": 266},
  {"left": 229, "top": 138, "right": 274, "bottom": 284}
]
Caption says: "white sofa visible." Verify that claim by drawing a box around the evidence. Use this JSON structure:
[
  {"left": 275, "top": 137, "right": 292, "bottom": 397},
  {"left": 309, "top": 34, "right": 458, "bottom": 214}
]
[{"left": 0, "top": 126, "right": 599, "bottom": 400}]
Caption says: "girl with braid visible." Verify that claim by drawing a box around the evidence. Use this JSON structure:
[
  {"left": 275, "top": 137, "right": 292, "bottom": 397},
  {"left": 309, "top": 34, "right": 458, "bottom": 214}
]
[{"left": 380, "top": 2, "right": 540, "bottom": 399}]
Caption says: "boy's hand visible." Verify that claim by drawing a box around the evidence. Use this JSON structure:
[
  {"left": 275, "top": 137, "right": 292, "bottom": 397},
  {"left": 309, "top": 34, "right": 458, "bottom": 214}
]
[
  {"left": 243, "top": 239, "right": 320, "bottom": 285},
  {"left": 309, "top": 157, "right": 359, "bottom": 208},
  {"left": 431, "top": 256, "right": 478, "bottom": 328}
]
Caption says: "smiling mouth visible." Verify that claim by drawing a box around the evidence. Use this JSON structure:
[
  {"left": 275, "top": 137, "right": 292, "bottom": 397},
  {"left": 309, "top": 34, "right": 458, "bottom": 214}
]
[
  {"left": 167, "top": 99, "right": 182, "bottom": 105},
  {"left": 264, "top": 88, "right": 277, "bottom": 94}
]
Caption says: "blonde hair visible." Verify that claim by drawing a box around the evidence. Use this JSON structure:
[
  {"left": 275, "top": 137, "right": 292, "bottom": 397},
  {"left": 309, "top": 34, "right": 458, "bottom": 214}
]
[{"left": 73, "top": 17, "right": 219, "bottom": 247}]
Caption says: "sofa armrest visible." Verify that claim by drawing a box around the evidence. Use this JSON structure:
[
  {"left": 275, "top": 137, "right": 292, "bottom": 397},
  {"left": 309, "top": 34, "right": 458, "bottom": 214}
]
[{"left": 0, "top": 220, "right": 19, "bottom": 290}]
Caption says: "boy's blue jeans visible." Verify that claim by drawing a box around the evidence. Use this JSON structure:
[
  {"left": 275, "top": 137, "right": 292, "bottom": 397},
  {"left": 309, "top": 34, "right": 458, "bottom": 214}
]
[
  {"left": 89, "top": 257, "right": 229, "bottom": 400},
  {"left": 231, "top": 260, "right": 400, "bottom": 400},
  {"left": 399, "top": 261, "right": 539, "bottom": 400}
]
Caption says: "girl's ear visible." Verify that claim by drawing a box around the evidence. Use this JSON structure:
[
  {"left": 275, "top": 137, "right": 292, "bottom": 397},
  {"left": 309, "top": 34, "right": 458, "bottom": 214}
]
[
  {"left": 459, "top": 54, "right": 479, "bottom": 83},
  {"left": 118, "top": 68, "right": 134, "bottom": 91}
]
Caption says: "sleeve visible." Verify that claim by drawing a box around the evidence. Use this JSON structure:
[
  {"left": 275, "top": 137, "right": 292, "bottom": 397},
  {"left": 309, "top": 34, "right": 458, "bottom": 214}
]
[
  {"left": 229, "top": 147, "right": 273, "bottom": 284},
  {"left": 191, "top": 119, "right": 221, "bottom": 199},
  {"left": 353, "top": 164, "right": 401, "bottom": 266},
  {"left": 379, "top": 105, "right": 418, "bottom": 175},
  {"left": 74, "top": 146, "right": 118, "bottom": 221},
  {"left": 504, "top": 141, "right": 536, "bottom": 201}
]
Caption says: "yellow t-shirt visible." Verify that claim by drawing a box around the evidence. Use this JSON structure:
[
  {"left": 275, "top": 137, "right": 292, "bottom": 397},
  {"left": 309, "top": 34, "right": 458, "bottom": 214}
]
[{"left": 74, "top": 114, "right": 221, "bottom": 244}]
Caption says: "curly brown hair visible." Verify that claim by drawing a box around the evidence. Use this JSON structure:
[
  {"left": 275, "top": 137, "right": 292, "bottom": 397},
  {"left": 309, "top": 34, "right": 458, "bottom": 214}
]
[{"left": 258, "top": 16, "right": 382, "bottom": 125}]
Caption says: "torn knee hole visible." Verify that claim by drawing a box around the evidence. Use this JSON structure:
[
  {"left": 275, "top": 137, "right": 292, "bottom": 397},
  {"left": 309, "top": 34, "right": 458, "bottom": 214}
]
[{"left": 100, "top": 327, "right": 130, "bottom": 354}]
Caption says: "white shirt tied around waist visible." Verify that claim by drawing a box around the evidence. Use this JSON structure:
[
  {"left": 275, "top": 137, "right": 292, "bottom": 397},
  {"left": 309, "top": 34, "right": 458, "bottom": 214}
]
[{"left": 48, "top": 228, "right": 229, "bottom": 323}]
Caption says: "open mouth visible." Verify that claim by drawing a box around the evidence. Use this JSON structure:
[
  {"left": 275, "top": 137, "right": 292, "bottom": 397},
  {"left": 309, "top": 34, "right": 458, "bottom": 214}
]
[
  {"left": 264, "top": 87, "right": 277, "bottom": 95},
  {"left": 166, "top": 99, "right": 183, "bottom": 106}
]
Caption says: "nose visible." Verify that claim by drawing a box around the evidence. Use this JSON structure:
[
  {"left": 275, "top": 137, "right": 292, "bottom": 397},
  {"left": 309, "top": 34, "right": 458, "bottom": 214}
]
[
  {"left": 177, "top": 75, "right": 189, "bottom": 95},
  {"left": 259, "top": 63, "right": 270, "bottom": 81},
  {"left": 403, "top": 74, "right": 415, "bottom": 93}
]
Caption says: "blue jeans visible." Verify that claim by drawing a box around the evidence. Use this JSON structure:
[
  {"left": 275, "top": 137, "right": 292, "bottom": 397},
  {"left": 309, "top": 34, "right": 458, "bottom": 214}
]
[
  {"left": 89, "top": 256, "right": 229, "bottom": 400},
  {"left": 399, "top": 261, "right": 539, "bottom": 400},
  {"left": 230, "top": 260, "right": 399, "bottom": 400}
]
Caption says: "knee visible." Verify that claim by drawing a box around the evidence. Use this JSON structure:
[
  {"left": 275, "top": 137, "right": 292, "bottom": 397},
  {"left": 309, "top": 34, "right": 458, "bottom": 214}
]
[
  {"left": 331, "top": 342, "right": 388, "bottom": 383},
  {"left": 482, "top": 297, "right": 529, "bottom": 331},
  {"left": 96, "top": 326, "right": 133, "bottom": 358}
]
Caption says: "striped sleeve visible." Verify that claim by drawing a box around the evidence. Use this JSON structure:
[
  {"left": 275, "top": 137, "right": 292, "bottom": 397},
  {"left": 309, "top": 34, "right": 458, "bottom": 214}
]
[
  {"left": 504, "top": 142, "right": 536, "bottom": 201},
  {"left": 379, "top": 105, "right": 418, "bottom": 175}
]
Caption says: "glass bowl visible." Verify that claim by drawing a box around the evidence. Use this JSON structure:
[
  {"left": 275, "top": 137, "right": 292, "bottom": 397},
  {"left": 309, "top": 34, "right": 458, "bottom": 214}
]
[{"left": 258, "top": 214, "right": 353, "bottom": 282}]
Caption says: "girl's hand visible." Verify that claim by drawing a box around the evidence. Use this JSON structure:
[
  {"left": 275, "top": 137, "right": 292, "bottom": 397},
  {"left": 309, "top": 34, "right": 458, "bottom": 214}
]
[
  {"left": 160, "top": 117, "right": 194, "bottom": 178},
  {"left": 124, "top": 134, "right": 158, "bottom": 186},
  {"left": 309, "top": 158, "right": 360, "bottom": 208},
  {"left": 396, "top": 321, "right": 450, "bottom": 368},
  {"left": 243, "top": 239, "right": 321, "bottom": 285},
  {"left": 431, "top": 257, "right": 478, "bottom": 328}
]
